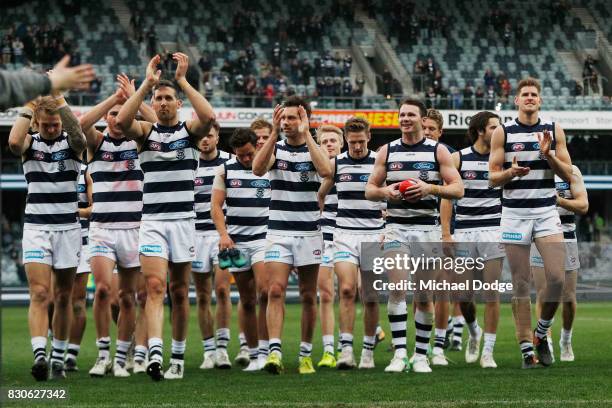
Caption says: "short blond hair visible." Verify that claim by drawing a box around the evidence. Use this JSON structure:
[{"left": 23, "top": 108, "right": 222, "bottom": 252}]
[
  {"left": 316, "top": 124, "right": 344, "bottom": 146},
  {"left": 250, "top": 118, "right": 273, "bottom": 132},
  {"left": 425, "top": 109, "right": 443, "bottom": 131},
  {"left": 32, "top": 96, "right": 60, "bottom": 131}
]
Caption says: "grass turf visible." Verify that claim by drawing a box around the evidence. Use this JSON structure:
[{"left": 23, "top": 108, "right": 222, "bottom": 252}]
[{"left": 2, "top": 302, "right": 612, "bottom": 407}]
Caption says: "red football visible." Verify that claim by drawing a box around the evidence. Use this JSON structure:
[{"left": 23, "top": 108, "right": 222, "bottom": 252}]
[{"left": 399, "top": 179, "right": 417, "bottom": 194}]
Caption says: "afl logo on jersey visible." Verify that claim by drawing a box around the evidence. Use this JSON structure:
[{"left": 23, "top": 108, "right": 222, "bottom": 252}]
[
  {"left": 33, "top": 151, "right": 45, "bottom": 160},
  {"left": 339, "top": 174, "right": 352, "bottom": 182},
  {"left": 148, "top": 141, "right": 161, "bottom": 151},
  {"left": 463, "top": 171, "right": 477, "bottom": 180},
  {"left": 194, "top": 177, "right": 204, "bottom": 186},
  {"left": 511, "top": 143, "right": 525, "bottom": 152},
  {"left": 51, "top": 151, "right": 69, "bottom": 161},
  {"left": 277, "top": 160, "right": 288, "bottom": 170},
  {"left": 230, "top": 179, "right": 242, "bottom": 187},
  {"left": 389, "top": 162, "right": 403, "bottom": 170},
  {"left": 102, "top": 151, "right": 114, "bottom": 161}
]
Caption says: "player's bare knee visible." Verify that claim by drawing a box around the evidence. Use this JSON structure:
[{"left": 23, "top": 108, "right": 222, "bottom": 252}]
[
  {"left": 30, "top": 284, "right": 51, "bottom": 306},
  {"left": 339, "top": 284, "right": 356, "bottom": 301},
  {"left": 119, "top": 288, "right": 136, "bottom": 310},
  {"left": 136, "top": 289, "right": 147, "bottom": 306},
  {"left": 54, "top": 289, "right": 72, "bottom": 310},
  {"left": 146, "top": 276, "right": 166, "bottom": 300},
  {"left": 241, "top": 297, "right": 257, "bottom": 314},
  {"left": 215, "top": 286, "right": 230, "bottom": 303},
  {"left": 268, "top": 282, "right": 286, "bottom": 301},
  {"left": 169, "top": 282, "right": 188, "bottom": 304}
]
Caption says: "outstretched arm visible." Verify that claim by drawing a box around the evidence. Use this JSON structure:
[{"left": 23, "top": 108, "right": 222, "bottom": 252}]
[
  {"left": 253, "top": 104, "right": 281, "bottom": 176},
  {"left": 116, "top": 56, "right": 160, "bottom": 141},
  {"left": 173, "top": 53, "right": 214, "bottom": 143}
]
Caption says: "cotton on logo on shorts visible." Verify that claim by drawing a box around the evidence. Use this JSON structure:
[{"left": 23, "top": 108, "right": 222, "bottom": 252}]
[
  {"left": 140, "top": 245, "right": 162, "bottom": 253},
  {"left": 334, "top": 251, "right": 350, "bottom": 259},
  {"left": 192, "top": 261, "right": 203, "bottom": 269},
  {"left": 502, "top": 232, "right": 522, "bottom": 241},
  {"left": 24, "top": 250, "right": 44, "bottom": 260},
  {"left": 265, "top": 251, "right": 281, "bottom": 260},
  {"left": 90, "top": 245, "right": 111, "bottom": 254}
]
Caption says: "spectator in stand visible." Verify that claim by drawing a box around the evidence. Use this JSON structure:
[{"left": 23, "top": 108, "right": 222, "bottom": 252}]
[
  {"left": 425, "top": 86, "right": 438, "bottom": 108},
  {"left": 198, "top": 52, "right": 212, "bottom": 85},
  {"left": 342, "top": 78, "right": 352, "bottom": 96},
  {"left": 264, "top": 83, "right": 275, "bottom": 107},
  {"left": 300, "top": 58, "right": 312, "bottom": 85},
  {"left": 343, "top": 54, "right": 352, "bottom": 76},
  {"left": 475, "top": 85, "right": 485, "bottom": 109},
  {"left": 502, "top": 23, "right": 512, "bottom": 46},
  {"left": 485, "top": 85, "right": 496, "bottom": 109},
  {"left": 2, "top": 36, "right": 13, "bottom": 64},
  {"left": 590, "top": 72, "right": 599, "bottom": 95},
  {"left": 354, "top": 75, "right": 365, "bottom": 96},
  {"left": 382, "top": 68, "right": 393, "bottom": 97},
  {"left": 271, "top": 42, "right": 281, "bottom": 67},
  {"left": 462, "top": 84, "right": 474, "bottom": 109},
  {"left": 12, "top": 37, "right": 24, "bottom": 64},
  {"left": 449, "top": 86, "right": 462, "bottom": 109},
  {"left": 483, "top": 68, "right": 495, "bottom": 89},
  {"left": 500, "top": 77, "right": 511, "bottom": 99},
  {"left": 572, "top": 80, "right": 583, "bottom": 97}
]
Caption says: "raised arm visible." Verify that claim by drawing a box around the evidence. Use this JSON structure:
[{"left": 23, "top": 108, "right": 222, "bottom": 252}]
[
  {"left": 253, "top": 105, "right": 281, "bottom": 176},
  {"left": 365, "top": 144, "right": 401, "bottom": 202},
  {"left": 116, "top": 56, "right": 160, "bottom": 141},
  {"left": 56, "top": 95, "right": 86, "bottom": 156},
  {"left": 317, "top": 158, "right": 336, "bottom": 210},
  {"left": 173, "top": 53, "right": 214, "bottom": 142},
  {"left": 8, "top": 101, "right": 34, "bottom": 156},
  {"left": 298, "top": 107, "right": 331, "bottom": 178},
  {"left": 540, "top": 125, "right": 572, "bottom": 182},
  {"left": 80, "top": 92, "right": 120, "bottom": 151},
  {"left": 489, "top": 125, "right": 530, "bottom": 187},
  {"left": 558, "top": 165, "right": 589, "bottom": 215},
  {"left": 210, "top": 168, "right": 234, "bottom": 250}
]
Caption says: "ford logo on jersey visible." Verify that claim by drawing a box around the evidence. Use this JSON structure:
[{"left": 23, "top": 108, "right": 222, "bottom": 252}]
[
  {"left": 413, "top": 162, "right": 434, "bottom": 170},
  {"left": 556, "top": 182, "right": 569, "bottom": 190},
  {"left": 120, "top": 150, "right": 138, "bottom": 160},
  {"left": 295, "top": 162, "right": 312, "bottom": 172},
  {"left": 51, "top": 151, "right": 69, "bottom": 161},
  {"left": 483, "top": 172, "right": 489, "bottom": 179},
  {"left": 77, "top": 185, "right": 86, "bottom": 193},
  {"left": 339, "top": 174, "right": 352, "bottom": 182},
  {"left": 169, "top": 140, "right": 189, "bottom": 150},
  {"left": 512, "top": 143, "right": 525, "bottom": 151},
  {"left": 250, "top": 179, "right": 270, "bottom": 188},
  {"left": 533, "top": 142, "right": 540, "bottom": 150},
  {"left": 360, "top": 174, "right": 369, "bottom": 182}
]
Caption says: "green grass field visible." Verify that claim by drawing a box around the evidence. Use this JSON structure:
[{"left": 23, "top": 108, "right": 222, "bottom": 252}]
[{"left": 2, "top": 302, "right": 612, "bottom": 407}]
